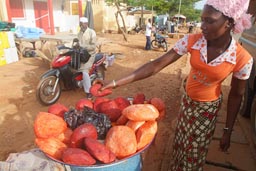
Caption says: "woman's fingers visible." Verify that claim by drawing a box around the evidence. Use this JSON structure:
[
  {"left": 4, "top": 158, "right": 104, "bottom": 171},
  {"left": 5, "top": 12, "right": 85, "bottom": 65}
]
[
  {"left": 101, "top": 82, "right": 113, "bottom": 90},
  {"left": 92, "top": 79, "right": 104, "bottom": 85},
  {"left": 219, "top": 134, "right": 231, "bottom": 152},
  {"left": 93, "top": 79, "right": 117, "bottom": 90}
]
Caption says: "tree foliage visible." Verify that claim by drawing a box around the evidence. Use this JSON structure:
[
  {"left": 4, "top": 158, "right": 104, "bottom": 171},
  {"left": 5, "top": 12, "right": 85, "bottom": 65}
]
[
  {"left": 106, "top": 0, "right": 202, "bottom": 21},
  {"left": 127, "top": 0, "right": 203, "bottom": 22},
  {"left": 104, "top": 0, "right": 203, "bottom": 41}
]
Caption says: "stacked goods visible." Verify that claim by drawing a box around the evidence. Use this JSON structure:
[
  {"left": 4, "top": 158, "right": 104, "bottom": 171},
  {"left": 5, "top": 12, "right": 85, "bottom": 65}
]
[
  {"left": 0, "top": 31, "right": 19, "bottom": 66},
  {"left": 34, "top": 84, "right": 166, "bottom": 166}
]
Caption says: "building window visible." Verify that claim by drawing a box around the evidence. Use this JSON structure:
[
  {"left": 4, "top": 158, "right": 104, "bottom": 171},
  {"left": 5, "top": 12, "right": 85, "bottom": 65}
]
[{"left": 9, "top": 0, "right": 25, "bottom": 18}]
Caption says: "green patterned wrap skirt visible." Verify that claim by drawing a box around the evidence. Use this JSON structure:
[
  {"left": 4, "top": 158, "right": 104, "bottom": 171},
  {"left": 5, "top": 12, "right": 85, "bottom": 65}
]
[{"left": 171, "top": 91, "right": 222, "bottom": 171}]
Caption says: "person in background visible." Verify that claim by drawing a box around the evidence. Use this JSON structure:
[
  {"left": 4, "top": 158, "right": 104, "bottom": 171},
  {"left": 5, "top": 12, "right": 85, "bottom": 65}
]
[
  {"left": 170, "top": 18, "right": 175, "bottom": 33},
  {"left": 145, "top": 18, "right": 152, "bottom": 50},
  {"left": 188, "top": 22, "right": 194, "bottom": 33},
  {"left": 99, "top": 0, "right": 253, "bottom": 170},
  {"left": 78, "top": 17, "right": 97, "bottom": 99}
]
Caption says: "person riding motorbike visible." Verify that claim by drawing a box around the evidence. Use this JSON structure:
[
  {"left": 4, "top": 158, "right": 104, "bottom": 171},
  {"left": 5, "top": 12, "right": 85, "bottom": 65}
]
[{"left": 77, "top": 17, "right": 97, "bottom": 99}]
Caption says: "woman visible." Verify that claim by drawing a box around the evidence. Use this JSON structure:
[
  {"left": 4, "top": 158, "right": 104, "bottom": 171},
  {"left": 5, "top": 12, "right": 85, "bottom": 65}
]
[{"left": 101, "top": 0, "right": 253, "bottom": 170}]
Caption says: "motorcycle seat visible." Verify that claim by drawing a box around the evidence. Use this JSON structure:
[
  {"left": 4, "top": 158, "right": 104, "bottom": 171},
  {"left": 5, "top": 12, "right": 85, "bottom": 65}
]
[{"left": 94, "top": 53, "right": 106, "bottom": 64}]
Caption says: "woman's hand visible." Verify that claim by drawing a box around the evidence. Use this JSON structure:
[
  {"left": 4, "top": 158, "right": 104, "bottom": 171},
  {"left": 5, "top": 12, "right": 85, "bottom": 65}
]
[
  {"left": 92, "top": 79, "right": 104, "bottom": 85},
  {"left": 219, "top": 132, "right": 231, "bottom": 152},
  {"left": 101, "top": 80, "right": 115, "bottom": 90},
  {"left": 92, "top": 79, "right": 115, "bottom": 90}
]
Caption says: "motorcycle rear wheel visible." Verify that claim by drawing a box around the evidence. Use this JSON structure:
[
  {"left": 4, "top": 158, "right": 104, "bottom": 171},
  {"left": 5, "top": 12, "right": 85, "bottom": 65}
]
[
  {"left": 162, "top": 42, "right": 168, "bottom": 52},
  {"left": 36, "top": 76, "right": 61, "bottom": 106},
  {"left": 240, "top": 81, "right": 254, "bottom": 117},
  {"left": 151, "top": 40, "right": 158, "bottom": 49},
  {"left": 96, "top": 65, "right": 105, "bottom": 80},
  {"left": 250, "top": 95, "right": 256, "bottom": 145}
]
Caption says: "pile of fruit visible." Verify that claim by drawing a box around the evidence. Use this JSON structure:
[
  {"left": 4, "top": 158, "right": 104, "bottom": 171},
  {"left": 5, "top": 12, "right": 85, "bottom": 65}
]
[{"left": 34, "top": 84, "right": 166, "bottom": 166}]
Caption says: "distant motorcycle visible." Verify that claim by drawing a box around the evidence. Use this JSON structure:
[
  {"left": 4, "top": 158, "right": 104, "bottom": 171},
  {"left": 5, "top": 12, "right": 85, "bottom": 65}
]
[
  {"left": 133, "top": 25, "right": 143, "bottom": 34},
  {"left": 151, "top": 33, "right": 168, "bottom": 52},
  {"left": 128, "top": 24, "right": 143, "bottom": 34},
  {"left": 36, "top": 38, "right": 106, "bottom": 105},
  {"left": 158, "top": 25, "right": 168, "bottom": 34}
]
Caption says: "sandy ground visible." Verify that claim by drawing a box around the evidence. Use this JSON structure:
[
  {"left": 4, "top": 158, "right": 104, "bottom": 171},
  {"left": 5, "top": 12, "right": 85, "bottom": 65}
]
[{"left": 0, "top": 32, "right": 255, "bottom": 171}]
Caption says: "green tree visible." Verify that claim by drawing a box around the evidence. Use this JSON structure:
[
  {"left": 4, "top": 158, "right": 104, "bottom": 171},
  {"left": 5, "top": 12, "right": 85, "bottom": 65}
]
[
  {"left": 143, "top": 0, "right": 202, "bottom": 21},
  {"left": 105, "top": 0, "right": 202, "bottom": 41},
  {"left": 127, "top": 0, "right": 163, "bottom": 26}
]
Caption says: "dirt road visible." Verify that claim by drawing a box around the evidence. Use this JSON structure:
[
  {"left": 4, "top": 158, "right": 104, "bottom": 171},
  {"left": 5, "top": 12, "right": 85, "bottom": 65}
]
[{"left": 0, "top": 33, "right": 255, "bottom": 171}]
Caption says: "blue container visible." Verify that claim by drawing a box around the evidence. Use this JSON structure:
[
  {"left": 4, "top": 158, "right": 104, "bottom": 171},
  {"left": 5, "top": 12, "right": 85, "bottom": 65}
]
[
  {"left": 68, "top": 154, "right": 141, "bottom": 171},
  {"left": 46, "top": 152, "right": 142, "bottom": 171}
]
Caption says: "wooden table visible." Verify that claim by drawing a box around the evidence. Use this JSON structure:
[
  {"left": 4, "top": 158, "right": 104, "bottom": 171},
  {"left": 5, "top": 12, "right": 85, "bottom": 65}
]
[
  {"left": 15, "top": 34, "right": 76, "bottom": 49},
  {"left": 15, "top": 38, "right": 40, "bottom": 58},
  {"left": 39, "top": 34, "right": 76, "bottom": 46},
  {"left": 15, "top": 33, "right": 102, "bottom": 63},
  {"left": 15, "top": 34, "right": 76, "bottom": 61}
]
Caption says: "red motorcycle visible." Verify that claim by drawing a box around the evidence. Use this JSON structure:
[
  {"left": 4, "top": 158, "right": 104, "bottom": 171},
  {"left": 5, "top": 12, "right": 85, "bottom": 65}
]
[{"left": 36, "top": 38, "right": 106, "bottom": 105}]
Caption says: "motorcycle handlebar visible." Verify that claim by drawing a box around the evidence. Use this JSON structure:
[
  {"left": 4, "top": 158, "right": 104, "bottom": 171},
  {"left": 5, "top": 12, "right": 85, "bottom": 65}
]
[
  {"left": 57, "top": 45, "right": 72, "bottom": 50},
  {"left": 57, "top": 38, "right": 80, "bottom": 50},
  {"left": 57, "top": 45, "right": 81, "bottom": 51}
]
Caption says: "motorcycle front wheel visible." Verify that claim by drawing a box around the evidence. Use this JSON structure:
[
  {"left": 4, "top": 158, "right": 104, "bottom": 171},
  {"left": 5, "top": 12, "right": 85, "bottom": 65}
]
[
  {"left": 151, "top": 40, "right": 159, "bottom": 49},
  {"left": 36, "top": 76, "right": 61, "bottom": 106},
  {"left": 96, "top": 64, "right": 105, "bottom": 80},
  {"left": 162, "top": 41, "right": 168, "bottom": 52}
]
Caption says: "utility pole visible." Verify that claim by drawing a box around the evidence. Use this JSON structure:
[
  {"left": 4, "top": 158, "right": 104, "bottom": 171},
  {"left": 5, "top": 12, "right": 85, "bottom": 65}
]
[{"left": 177, "top": 0, "right": 181, "bottom": 33}]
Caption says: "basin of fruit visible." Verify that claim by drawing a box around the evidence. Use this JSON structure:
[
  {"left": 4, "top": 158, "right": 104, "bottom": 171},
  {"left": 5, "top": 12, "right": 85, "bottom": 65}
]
[{"left": 34, "top": 85, "right": 166, "bottom": 171}]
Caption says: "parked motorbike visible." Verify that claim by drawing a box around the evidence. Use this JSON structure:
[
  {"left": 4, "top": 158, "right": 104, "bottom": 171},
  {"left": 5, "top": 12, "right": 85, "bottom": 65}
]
[
  {"left": 158, "top": 25, "right": 168, "bottom": 35},
  {"left": 133, "top": 24, "right": 143, "bottom": 34},
  {"left": 151, "top": 33, "right": 168, "bottom": 52},
  {"left": 36, "top": 38, "right": 106, "bottom": 106},
  {"left": 128, "top": 24, "right": 143, "bottom": 34}
]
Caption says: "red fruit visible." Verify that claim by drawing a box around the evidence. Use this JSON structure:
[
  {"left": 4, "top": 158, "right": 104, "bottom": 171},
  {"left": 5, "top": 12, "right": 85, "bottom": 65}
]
[
  {"left": 48, "top": 103, "right": 68, "bottom": 118},
  {"left": 84, "top": 137, "right": 116, "bottom": 164},
  {"left": 126, "top": 120, "right": 145, "bottom": 132},
  {"left": 149, "top": 97, "right": 165, "bottom": 111},
  {"left": 75, "top": 98, "right": 93, "bottom": 111},
  {"left": 34, "top": 112, "right": 67, "bottom": 138},
  {"left": 99, "top": 100, "right": 121, "bottom": 122},
  {"left": 90, "top": 84, "right": 112, "bottom": 97},
  {"left": 149, "top": 97, "right": 166, "bottom": 120},
  {"left": 35, "top": 137, "right": 67, "bottom": 160},
  {"left": 94, "top": 97, "right": 110, "bottom": 112},
  {"left": 70, "top": 123, "right": 98, "bottom": 148},
  {"left": 62, "top": 148, "right": 96, "bottom": 166},
  {"left": 158, "top": 110, "right": 166, "bottom": 121},
  {"left": 116, "top": 114, "right": 129, "bottom": 125},
  {"left": 105, "top": 126, "right": 137, "bottom": 159},
  {"left": 56, "top": 128, "right": 73, "bottom": 144},
  {"left": 133, "top": 93, "right": 146, "bottom": 104},
  {"left": 136, "top": 121, "right": 158, "bottom": 150},
  {"left": 122, "top": 104, "right": 159, "bottom": 121},
  {"left": 114, "top": 97, "right": 131, "bottom": 111}
]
